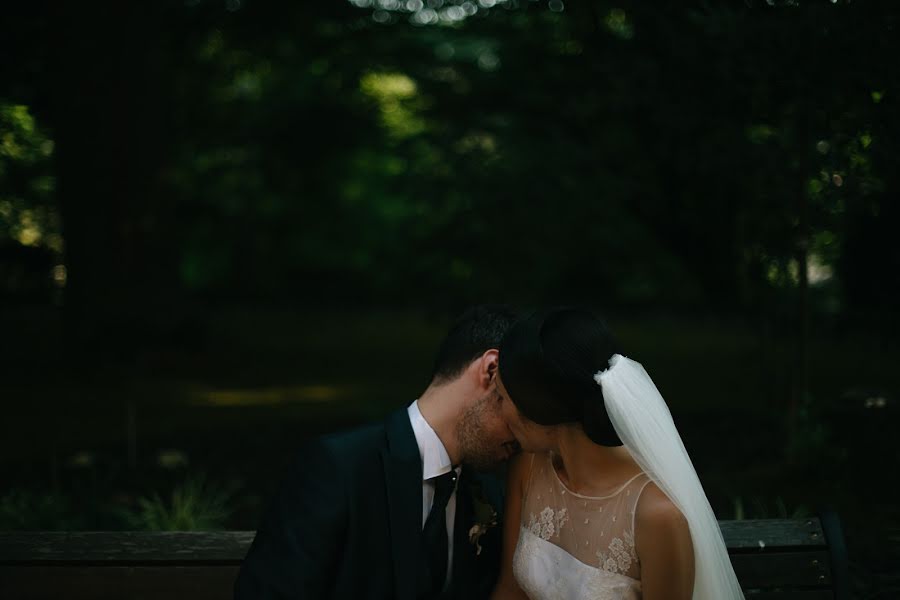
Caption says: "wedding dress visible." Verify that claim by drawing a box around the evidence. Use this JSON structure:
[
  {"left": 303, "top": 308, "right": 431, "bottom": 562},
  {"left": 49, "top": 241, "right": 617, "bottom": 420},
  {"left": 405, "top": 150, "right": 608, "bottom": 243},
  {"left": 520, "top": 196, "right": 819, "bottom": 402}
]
[
  {"left": 512, "top": 355, "right": 744, "bottom": 600},
  {"left": 513, "top": 452, "right": 650, "bottom": 600}
]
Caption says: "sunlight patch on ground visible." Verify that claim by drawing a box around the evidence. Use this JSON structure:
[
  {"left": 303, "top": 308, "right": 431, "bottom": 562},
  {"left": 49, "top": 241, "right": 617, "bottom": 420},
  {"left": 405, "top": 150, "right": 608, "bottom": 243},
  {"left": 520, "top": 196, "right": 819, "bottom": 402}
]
[{"left": 193, "top": 384, "right": 349, "bottom": 407}]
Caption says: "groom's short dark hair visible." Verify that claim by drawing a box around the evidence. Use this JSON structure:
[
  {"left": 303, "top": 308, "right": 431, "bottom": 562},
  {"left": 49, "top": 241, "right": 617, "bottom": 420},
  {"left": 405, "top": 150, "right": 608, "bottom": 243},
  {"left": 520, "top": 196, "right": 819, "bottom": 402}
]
[{"left": 430, "top": 304, "right": 519, "bottom": 384}]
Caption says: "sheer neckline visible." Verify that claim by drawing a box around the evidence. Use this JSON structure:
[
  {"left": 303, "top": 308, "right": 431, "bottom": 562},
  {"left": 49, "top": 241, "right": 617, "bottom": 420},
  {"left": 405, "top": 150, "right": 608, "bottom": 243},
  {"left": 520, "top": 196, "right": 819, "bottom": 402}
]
[{"left": 548, "top": 456, "right": 646, "bottom": 500}]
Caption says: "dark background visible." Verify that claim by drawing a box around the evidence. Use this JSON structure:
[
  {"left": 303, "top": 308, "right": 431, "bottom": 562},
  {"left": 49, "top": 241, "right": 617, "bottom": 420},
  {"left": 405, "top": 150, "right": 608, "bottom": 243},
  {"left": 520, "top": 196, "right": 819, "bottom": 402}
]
[{"left": 1, "top": 0, "right": 898, "bottom": 596}]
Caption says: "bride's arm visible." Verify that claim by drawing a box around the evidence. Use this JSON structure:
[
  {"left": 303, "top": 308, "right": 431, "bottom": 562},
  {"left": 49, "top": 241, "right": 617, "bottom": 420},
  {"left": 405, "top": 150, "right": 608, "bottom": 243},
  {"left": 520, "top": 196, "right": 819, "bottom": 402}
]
[
  {"left": 490, "top": 453, "right": 530, "bottom": 600},
  {"left": 634, "top": 483, "right": 695, "bottom": 600}
]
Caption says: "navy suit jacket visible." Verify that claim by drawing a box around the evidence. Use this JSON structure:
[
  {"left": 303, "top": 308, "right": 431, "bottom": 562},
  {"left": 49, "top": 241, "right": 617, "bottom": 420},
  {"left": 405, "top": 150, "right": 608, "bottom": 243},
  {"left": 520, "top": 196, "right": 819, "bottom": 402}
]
[{"left": 234, "top": 408, "right": 505, "bottom": 600}]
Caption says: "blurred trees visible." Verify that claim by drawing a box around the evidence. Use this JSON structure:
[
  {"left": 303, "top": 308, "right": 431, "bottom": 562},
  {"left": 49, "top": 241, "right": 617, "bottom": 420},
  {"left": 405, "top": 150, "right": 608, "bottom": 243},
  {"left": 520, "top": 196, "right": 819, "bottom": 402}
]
[
  {"left": 0, "top": 104, "right": 57, "bottom": 302},
  {"left": 1, "top": 0, "right": 898, "bottom": 353}
]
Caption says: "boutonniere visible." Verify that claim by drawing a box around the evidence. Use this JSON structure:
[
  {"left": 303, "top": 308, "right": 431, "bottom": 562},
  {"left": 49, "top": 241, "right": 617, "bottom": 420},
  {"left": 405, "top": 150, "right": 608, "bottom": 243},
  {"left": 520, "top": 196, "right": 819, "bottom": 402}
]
[{"left": 467, "top": 481, "right": 498, "bottom": 556}]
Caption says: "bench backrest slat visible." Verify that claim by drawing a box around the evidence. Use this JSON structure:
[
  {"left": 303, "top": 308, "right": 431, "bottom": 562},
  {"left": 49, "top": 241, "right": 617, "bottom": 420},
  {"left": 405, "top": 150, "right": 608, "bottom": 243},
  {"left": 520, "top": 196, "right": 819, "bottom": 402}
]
[
  {"left": 0, "top": 531, "right": 253, "bottom": 563},
  {"left": 734, "top": 593, "right": 835, "bottom": 600},
  {"left": 719, "top": 519, "right": 826, "bottom": 549}
]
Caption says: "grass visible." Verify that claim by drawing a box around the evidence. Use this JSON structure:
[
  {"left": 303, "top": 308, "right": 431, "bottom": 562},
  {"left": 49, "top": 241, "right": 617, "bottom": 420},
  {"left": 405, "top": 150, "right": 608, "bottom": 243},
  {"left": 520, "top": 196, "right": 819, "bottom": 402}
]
[{"left": 121, "top": 474, "right": 237, "bottom": 531}]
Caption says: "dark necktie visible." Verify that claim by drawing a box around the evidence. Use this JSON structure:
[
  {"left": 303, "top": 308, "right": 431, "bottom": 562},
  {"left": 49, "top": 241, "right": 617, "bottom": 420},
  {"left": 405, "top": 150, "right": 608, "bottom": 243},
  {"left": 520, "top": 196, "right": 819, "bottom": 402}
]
[{"left": 422, "top": 469, "right": 457, "bottom": 595}]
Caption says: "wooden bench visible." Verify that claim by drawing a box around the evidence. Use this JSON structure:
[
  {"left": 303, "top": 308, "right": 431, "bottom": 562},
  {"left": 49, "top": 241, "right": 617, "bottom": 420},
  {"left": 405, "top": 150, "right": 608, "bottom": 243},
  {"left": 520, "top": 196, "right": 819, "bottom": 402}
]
[{"left": 0, "top": 513, "right": 850, "bottom": 599}]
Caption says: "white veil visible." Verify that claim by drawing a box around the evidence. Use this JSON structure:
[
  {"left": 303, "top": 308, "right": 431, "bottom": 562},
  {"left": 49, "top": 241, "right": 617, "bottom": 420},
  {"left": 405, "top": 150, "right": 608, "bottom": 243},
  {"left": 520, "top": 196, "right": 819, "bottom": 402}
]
[{"left": 595, "top": 354, "right": 745, "bottom": 600}]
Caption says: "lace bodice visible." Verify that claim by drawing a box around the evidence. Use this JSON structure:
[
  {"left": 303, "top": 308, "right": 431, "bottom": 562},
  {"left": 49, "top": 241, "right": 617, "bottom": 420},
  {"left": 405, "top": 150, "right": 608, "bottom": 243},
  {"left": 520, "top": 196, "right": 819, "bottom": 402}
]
[{"left": 513, "top": 452, "right": 652, "bottom": 600}]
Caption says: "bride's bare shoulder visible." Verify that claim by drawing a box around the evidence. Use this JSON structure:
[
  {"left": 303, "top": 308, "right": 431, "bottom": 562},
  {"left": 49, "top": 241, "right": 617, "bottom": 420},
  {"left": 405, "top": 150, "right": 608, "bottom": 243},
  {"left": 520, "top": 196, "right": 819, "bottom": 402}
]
[
  {"left": 634, "top": 481, "right": 689, "bottom": 538},
  {"left": 633, "top": 481, "right": 695, "bottom": 596}
]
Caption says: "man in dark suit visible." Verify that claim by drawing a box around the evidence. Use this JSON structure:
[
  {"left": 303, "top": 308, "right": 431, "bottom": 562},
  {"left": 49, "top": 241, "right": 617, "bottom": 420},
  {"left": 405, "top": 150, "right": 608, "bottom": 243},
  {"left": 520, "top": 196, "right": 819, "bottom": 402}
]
[{"left": 234, "top": 305, "right": 520, "bottom": 600}]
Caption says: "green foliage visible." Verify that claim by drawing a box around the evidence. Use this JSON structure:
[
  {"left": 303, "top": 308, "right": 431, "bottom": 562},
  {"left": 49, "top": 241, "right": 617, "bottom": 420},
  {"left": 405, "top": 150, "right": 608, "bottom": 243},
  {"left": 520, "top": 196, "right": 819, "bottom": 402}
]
[
  {"left": 3, "top": 1, "right": 897, "bottom": 313},
  {"left": 0, "top": 484, "right": 235, "bottom": 532},
  {"left": 0, "top": 102, "right": 58, "bottom": 251},
  {"left": 120, "top": 475, "right": 237, "bottom": 531},
  {"left": 0, "top": 489, "right": 83, "bottom": 530},
  {"left": 0, "top": 104, "right": 52, "bottom": 164},
  {"left": 360, "top": 71, "right": 427, "bottom": 139}
]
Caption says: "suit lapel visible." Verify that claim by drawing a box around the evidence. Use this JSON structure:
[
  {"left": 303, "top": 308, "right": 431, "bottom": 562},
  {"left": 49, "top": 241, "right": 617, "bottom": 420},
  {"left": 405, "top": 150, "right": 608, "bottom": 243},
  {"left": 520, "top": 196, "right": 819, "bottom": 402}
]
[{"left": 381, "top": 408, "right": 423, "bottom": 600}]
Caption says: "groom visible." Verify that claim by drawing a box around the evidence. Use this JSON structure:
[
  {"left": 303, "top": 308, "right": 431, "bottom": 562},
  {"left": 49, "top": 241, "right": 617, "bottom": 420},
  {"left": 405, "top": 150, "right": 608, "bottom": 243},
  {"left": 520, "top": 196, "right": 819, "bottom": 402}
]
[{"left": 234, "top": 305, "right": 520, "bottom": 600}]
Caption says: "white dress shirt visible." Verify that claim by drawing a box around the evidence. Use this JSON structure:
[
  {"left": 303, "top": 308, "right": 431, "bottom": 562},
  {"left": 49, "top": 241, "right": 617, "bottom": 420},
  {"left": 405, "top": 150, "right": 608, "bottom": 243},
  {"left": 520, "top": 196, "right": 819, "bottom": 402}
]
[{"left": 407, "top": 400, "right": 461, "bottom": 589}]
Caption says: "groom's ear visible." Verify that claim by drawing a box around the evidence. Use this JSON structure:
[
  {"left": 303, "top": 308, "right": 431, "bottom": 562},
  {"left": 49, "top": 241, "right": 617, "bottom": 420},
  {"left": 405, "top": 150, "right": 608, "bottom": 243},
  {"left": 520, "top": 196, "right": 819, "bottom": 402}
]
[{"left": 478, "top": 349, "right": 500, "bottom": 389}]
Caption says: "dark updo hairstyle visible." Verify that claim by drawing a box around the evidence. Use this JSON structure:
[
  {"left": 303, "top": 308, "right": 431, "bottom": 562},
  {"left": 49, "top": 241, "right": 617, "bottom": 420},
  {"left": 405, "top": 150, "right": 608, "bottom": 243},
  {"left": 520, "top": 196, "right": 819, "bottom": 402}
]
[{"left": 498, "top": 307, "right": 623, "bottom": 447}]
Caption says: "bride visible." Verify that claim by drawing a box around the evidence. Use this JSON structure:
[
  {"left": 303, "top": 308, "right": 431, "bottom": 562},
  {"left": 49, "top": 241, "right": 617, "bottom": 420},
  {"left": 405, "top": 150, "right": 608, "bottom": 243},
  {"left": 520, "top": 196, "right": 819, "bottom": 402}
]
[{"left": 490, "top": 308, "right": 744, "bottom": 600}]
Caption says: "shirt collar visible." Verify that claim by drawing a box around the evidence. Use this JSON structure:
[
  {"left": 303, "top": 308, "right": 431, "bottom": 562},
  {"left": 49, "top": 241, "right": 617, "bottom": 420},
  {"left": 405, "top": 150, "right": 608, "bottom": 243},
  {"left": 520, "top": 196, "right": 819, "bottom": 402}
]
[{"left": 407, "top": 400, "right": 457, "bottom": 481}]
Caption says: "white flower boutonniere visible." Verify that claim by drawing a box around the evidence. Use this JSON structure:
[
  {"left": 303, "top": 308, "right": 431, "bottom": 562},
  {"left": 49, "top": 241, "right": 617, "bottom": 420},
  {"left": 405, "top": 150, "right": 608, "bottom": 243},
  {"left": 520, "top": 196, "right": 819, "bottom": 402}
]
[{"left": 468, "top": 481, "right": 498, "bottom": 556}]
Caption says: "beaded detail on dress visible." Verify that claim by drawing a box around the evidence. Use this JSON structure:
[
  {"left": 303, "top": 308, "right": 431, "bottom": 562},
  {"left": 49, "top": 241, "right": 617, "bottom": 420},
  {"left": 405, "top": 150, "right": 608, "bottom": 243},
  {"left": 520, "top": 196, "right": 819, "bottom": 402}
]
[{"left": 512, "top": 452, "right": 652, "bottom": 600}]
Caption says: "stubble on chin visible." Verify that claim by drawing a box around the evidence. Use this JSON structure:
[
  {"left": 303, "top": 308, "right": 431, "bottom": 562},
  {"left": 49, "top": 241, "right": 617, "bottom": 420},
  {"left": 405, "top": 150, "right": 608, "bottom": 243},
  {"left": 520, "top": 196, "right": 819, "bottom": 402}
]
[{"left": 457, "top": 392, "right": 505, "bottom": 472}]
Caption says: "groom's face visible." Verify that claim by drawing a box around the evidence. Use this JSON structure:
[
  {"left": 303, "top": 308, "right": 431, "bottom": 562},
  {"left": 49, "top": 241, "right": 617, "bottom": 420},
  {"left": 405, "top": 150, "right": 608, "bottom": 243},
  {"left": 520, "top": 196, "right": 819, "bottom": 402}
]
[{"left": 457, "top": 384, "right": 520, "bottom": 470}]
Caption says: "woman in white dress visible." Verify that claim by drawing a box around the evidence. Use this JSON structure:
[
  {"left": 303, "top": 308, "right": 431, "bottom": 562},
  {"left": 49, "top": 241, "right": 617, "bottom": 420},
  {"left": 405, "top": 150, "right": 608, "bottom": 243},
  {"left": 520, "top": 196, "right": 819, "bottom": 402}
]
[{"left": 490, "top": 308, "right": 744, "bottom": 600}]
